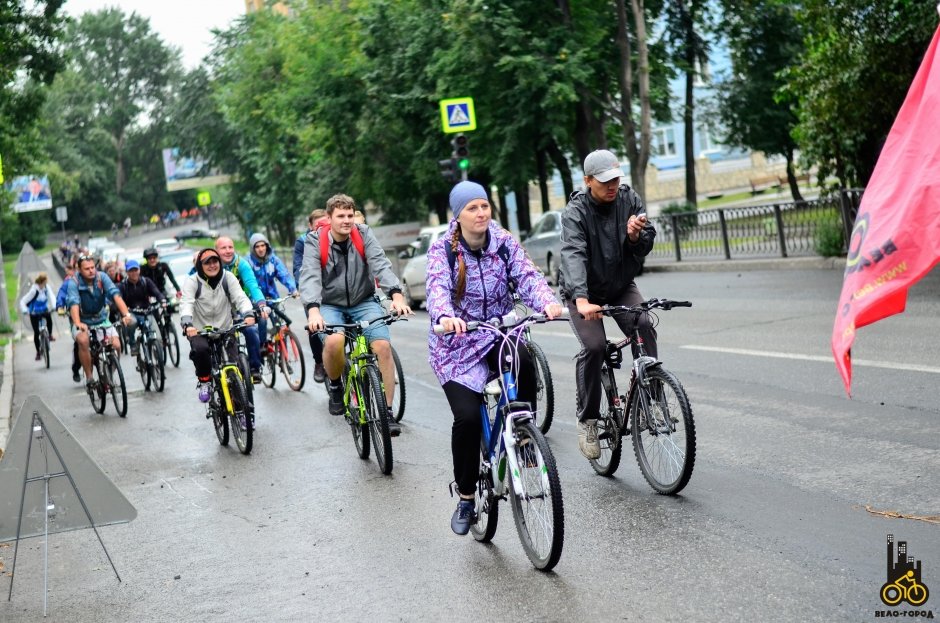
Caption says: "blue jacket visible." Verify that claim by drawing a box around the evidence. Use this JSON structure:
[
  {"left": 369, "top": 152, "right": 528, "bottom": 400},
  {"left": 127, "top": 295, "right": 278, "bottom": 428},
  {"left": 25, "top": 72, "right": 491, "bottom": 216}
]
[
  {"left": 65, "top": 271, "right": 122, "bottom": 325},
  {"left": 248, "top": 252, "right": 296, "bottom": 300},
  {"left": 56, "top": 279, "right": 71, "bottom": 310},
  {"left": 292, "top": 233, "right": 307, "bottom": 283},
  {"left": 223, "top": 254, "right": 265, "bottom": 305}
]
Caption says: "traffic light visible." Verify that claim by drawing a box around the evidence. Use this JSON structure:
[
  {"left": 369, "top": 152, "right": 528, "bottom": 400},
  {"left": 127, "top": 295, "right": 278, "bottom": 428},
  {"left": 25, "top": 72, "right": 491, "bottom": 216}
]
[
  {"left": 452, "top": 133, "right": 470, "bottom": 172},
  {"left": 439, "top": 157, "right": 458, "bottom": 183}
]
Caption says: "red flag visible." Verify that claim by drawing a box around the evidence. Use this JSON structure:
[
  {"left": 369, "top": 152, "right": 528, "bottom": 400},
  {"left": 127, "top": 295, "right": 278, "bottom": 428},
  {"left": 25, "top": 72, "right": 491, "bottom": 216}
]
[{"left": 832, "top": 24, "right": 940, "bottom": 396}]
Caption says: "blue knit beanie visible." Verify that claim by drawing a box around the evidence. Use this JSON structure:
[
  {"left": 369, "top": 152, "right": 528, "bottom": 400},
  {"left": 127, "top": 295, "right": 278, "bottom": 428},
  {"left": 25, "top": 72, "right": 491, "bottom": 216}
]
[{"left": 449, "top": 181, "right": 488, "bottom": 220}]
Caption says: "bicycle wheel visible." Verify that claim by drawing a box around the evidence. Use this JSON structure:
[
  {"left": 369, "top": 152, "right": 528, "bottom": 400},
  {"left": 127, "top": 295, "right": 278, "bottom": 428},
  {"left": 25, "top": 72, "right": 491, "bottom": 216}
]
[
  {"left": 164, "top": 323, "right": 180, "bottom": 367},
  {"left": 470, "top": 439, "right": 499, "bottom": 543},
  {"left": 507, "top": 420, "right": 564, "bottom": 571},
  {"left": 527, "top": 341, "right": 554, "bottom": 434},
  {"left": 227, "top": 373, "right": 253, "bottom": 455},
  {"left": 631, "top": 367, "right": 695, "bottom": 495},
  {"left": 590, "top": 365, "right": 624, "bottom": 477},
  {"left": 149, "top": 340, "right": 165, "bottom": 392},
  {"left": 137, "top": 346, "right": 151, "bottom": 391},
  {"left": 41, "top": 331, "right": 50, "bottom": 369},
  {"left": 279, "top": 330, "right": 306, "bottom": 391},
  {"left": 211, "top": 381, "right": 229, "bottom": 446},
  {"left": 107, "top": 353, "right": 128, "bottom": 417},
  {"left": 363, "top": 364, "right": 393, "bottom": 475},
  {"left": 238, "top": 351, "right": 255, "bottom": 408},
  {"left": 389, "top": 346, "right": 405, "bottom": 422},
  {"left": 348, "top": 373, "right": 370, "bottom": 460},
  {"left": 88, "top": 358, "right": 106, "bottom": 414},
  {"left": 260, "top": 349, "right": 277, "bottom": 388}
]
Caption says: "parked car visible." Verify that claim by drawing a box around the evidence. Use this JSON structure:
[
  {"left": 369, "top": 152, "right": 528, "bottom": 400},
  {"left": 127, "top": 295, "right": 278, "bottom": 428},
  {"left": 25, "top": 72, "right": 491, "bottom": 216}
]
[
  {"left": 151, "top": 237, "right": 182, "bottom": 255},
  {"left": 399, "top": 224, "right": 449, "bottom": 307},
  {"left": 521, "top": 211, "right": 563, "bottom": 285},
  {"left": 521, "top": 209, "right": 645, "bottom": 284},
  {"left": 162, "top": 249, "right": 197, "bottom": 283},
  {"left": 174, "top": 228, "right": 219, "bottom": 241}
]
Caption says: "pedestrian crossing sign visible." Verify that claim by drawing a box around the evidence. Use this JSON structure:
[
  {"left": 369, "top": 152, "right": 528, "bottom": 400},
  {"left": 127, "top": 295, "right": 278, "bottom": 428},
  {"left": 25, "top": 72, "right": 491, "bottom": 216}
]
[
  {"left": 197, "top": 191, "right": 211, "bottom": 206},
  {"left": 439, "top": 97, "right": 477, "bottom": 133}
]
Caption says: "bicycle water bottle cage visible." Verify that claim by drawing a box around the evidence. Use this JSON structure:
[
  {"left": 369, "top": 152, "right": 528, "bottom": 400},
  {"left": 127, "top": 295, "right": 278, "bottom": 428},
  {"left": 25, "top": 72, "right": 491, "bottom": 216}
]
[
  {"left": 605, "top": 341, "right": 624, "bottom": 368},
  {"left": 484, "top": 380, "right": 502, "bottom": 396}
]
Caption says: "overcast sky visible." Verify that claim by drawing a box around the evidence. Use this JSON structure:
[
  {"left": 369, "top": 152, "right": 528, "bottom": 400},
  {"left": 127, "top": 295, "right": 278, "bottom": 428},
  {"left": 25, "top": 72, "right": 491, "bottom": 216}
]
[{"left": 63, "top": 0, "right": 247, "bottom": 68}]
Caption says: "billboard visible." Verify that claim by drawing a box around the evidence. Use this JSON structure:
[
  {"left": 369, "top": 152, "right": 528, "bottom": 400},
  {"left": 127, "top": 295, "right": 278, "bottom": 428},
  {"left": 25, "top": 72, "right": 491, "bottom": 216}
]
[
  {"left": 9, "top": 175, "right": 53, "bottom": 213},
  {"left": 161, "top": 148, "right": 231, "bottom": 192}
]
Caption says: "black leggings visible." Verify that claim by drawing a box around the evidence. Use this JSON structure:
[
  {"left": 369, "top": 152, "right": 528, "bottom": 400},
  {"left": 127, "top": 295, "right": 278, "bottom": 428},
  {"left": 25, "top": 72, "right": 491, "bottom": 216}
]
[
  {"left": 443, "top": 343, "right": 537, "bottom": 497},
  {"left": 188, "top": 335, "right": 238, "bottom": 379},
  {"left": 30, "top": 313, "right": 53, "bottom": 352}
]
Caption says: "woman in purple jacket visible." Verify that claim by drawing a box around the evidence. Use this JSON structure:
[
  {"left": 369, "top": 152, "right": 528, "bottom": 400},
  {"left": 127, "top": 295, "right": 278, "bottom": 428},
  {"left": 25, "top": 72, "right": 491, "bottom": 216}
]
[{"left": 426, "top": 181, "right": 564, "bottom": 535}]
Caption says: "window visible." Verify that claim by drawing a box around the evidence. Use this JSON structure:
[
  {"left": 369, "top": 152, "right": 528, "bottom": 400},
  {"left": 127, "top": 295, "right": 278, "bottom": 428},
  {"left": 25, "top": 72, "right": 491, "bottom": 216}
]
[{"left": 652, "top": 128, "right": 677, "bottom": 157}]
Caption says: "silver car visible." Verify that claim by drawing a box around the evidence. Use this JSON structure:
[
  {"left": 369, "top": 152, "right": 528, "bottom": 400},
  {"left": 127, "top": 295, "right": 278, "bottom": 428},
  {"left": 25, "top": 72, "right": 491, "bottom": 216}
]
[
  {"left": 522, "top": 211, "right": 563, "bottom": 284},
  {"left": 399, "top": 224, "right": 449, "bottom": 307}
]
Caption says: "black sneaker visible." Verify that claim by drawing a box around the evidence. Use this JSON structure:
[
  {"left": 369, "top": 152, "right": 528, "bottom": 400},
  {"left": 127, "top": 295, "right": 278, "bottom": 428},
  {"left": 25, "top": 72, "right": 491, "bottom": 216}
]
[
  {"left": 450, "top": 499, "right": 476, "bottom": 536},
  {"left": 327, "top": 381, "right": 345, "bottom": 415},
  {"left": 73, "top": 371, "right": 81, "bottom": 383},
  {"left": 313, "top": 363, "right": 326, "bottom": 384},
  {"left": 386, "top": 409, "right": 401, "bottom": 437}
]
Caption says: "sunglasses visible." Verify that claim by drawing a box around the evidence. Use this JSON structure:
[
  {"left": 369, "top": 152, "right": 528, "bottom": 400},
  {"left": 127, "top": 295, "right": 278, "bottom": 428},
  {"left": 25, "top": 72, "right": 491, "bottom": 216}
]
[
  {"left": 77, "top": 254, "right": 96, "bottom": 264},
  {"left": 201, "top": 257, "right": 221, "bottom": 266}
]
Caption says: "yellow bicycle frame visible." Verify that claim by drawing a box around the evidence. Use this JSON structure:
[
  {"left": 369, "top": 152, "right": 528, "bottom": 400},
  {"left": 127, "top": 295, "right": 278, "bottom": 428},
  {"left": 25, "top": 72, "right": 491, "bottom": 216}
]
[{"left": 218, "top": 364, "right": 244, "bottom": 414}]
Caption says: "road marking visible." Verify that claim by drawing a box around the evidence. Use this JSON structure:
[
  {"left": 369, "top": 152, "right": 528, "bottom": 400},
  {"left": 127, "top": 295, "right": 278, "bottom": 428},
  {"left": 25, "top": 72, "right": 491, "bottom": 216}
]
[{"left": 681, "top": 345, "right": 940, "bottom": 375}]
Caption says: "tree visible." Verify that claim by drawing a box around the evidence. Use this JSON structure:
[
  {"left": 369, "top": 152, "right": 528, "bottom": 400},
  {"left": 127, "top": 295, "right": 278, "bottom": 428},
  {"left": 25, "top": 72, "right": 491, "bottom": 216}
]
[
  {"left": 716, "top": 0, "right": 804, "bottom": 201},
  {"left": 783, "top": 0, "right": 937, "bottom": 188}
]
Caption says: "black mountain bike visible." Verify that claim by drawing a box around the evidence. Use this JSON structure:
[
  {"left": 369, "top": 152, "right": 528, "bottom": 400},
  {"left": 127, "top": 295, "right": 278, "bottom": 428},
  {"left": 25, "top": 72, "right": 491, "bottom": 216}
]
[
  {"left": 197, "top": 322, "right": 255, "bottom": 455},
  {"left": 157, "top": 299, "right": 181, "bottom": 367},
  {"left": 85, "top": 326, "right": 127, "bottom": 417},
  {"left": 129, "top": 306, "right": 166, "bottom": 392},
  {"left": 588, "top": 298, "right": 696, "bottom": 495},
  {"left": 37, "top": 316, "right": 51, "bottom": 369}
]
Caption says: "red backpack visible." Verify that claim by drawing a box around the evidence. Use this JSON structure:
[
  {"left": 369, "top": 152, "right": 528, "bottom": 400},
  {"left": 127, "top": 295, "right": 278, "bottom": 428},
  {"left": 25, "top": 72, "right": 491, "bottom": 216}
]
[{"left": 318, "top": 221, "right": 366, "bottom": 268}]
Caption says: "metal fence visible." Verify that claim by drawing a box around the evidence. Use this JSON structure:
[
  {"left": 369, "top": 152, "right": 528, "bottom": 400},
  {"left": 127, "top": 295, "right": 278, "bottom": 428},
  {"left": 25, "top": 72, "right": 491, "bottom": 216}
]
[{"left": 648, "top": 195, "right": 848, "bottom": 262}]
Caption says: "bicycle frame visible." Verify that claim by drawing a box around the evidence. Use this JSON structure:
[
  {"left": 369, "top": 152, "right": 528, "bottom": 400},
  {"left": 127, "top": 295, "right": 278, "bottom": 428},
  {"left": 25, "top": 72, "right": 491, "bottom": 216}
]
[
  {"left": 208, "top": 333, "right": 245, "bottom": 415},
  {"left": 342, "top": 331, "right": 376, "bottom": 424}
]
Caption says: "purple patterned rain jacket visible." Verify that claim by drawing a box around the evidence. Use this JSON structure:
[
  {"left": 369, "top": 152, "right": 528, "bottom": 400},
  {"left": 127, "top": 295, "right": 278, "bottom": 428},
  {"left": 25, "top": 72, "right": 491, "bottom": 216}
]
[{"left": 426, "top": 220, "right": 558, "bottom": 392}]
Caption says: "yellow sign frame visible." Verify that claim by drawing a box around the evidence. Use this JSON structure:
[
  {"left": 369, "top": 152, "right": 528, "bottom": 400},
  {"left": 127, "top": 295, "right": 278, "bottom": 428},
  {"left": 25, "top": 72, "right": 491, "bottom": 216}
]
[
  {"left": 439, "top": 97, "right": 476, "bottom": 134},
  {"left": 197, "top": 191, "right": 212, "bottom": 207}
]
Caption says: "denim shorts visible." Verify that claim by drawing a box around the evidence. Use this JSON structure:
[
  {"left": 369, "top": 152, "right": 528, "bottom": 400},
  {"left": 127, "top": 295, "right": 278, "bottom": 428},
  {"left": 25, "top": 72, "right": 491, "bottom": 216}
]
[{"left": 319, "top": 296, "right": 390, "bottom": 344}]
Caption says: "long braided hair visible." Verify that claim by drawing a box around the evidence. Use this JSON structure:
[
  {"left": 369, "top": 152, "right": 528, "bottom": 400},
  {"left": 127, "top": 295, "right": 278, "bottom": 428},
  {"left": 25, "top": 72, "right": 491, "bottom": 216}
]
[{"left": 451, "top": 223, "right": 468, "bottom": 305}]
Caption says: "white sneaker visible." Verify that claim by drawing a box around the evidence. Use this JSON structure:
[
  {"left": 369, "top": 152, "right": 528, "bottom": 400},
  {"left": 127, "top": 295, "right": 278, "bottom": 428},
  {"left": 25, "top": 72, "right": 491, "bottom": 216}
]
[{"left": 578, "top": 420, "right": 601, "bottom": 459}]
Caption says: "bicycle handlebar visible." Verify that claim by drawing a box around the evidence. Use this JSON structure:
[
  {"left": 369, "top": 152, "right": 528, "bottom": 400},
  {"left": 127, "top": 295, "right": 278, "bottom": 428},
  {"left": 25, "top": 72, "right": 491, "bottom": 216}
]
[
  {"left": 195, "top": 321, "right": 252, "bottom": 338},
  {"left": 433, "top": 308, "right": 569, "bottom": 336},
  {"left": 308, "top": 313, "right": 408, "bottom": 335},
  {"left": 599, "top": 298, "right": 692, "bottom": 316}
]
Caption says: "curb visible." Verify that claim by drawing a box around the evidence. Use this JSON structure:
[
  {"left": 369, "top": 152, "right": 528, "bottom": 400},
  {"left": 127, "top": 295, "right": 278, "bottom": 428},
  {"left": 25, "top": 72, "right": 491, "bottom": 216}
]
[
  {"left": 644, "top": 256, "right": 843, "bottom": 273},
  {"left": 0, "top": 340, "right": 14, "bottom": 459}
]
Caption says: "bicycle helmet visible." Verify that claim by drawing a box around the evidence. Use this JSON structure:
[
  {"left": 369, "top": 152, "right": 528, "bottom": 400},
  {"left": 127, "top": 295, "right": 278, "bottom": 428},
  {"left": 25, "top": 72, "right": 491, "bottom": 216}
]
[{"left": 144, "top": 247, "right": 159, "bottom": 258}]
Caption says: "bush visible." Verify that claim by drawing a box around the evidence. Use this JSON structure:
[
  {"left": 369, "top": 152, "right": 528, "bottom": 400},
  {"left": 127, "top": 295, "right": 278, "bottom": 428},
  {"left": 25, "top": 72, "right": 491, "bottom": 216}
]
[
  {"left": 659, "top": 202, "right": 699, "bottom": 239},
  {"left": 815, "top": 218, "right": 845, "bottom": 257}
]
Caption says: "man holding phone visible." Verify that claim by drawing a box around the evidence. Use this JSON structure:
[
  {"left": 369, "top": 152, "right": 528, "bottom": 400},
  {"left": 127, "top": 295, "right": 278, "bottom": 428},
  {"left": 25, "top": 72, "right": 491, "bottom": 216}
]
[{"left": 559, "top": 149, "right": 657, "bottom": 459}]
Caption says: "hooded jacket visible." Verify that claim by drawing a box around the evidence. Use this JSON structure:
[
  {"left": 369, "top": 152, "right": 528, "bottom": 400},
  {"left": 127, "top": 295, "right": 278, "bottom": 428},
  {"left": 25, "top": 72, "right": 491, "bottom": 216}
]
[
  {"left": 425, "top": 220, "right": 557, "bottom": 392},
  {"left": 247, "top": 233, "right": 296, "bottom": 300},
  {"left": 180, "top": 250, "right": 254, "bottom": 329},
  {"left": 559, "top": 184, "right": 655, "bottom": 304},
  {"left": 299, "top": 223, "right": 401, "bottom": 310}
]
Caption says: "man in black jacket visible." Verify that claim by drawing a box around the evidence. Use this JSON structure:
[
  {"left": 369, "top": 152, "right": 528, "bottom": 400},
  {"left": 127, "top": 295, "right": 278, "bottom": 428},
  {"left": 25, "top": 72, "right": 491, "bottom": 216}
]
[
  {"left": 119, "top": 260, "right": 166, "bottom": 356},
  {"left": 559, "top": 149, "right": 656, "bottom": 459}
]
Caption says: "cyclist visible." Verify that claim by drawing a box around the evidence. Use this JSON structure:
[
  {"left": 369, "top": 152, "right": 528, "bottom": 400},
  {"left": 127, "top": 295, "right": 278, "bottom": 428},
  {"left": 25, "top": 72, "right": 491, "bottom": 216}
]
[
  {"left": 56, "top": 268, "right": 82, "bottom": 382},
  {"left": 215, "top": 236, "right": 269, "bottom": 383},
  {"left": 247, "top": 233, "right": 298, "bottom": 349},
  {"left": 141, "top": 247, "right": 183, "bottom": 299},
  {"left": 294, "top": 209, "right": 329, "bottom": 383},
  {"left": 66, "top": 255, "right": 134, "bottom": 390},
  {"left": 299, "top": 194, "right": 411, "bottom": 435},
  {"left": 559, "top": 149, "right": 656, "bottom": 460},
  {"left": 180, "top": 248, "right": 256, "bottom": 402},
  {"left": 118, "top": 259, "right": 166, "bottom": 356},
  {"left": 20, "top": 272, "right": 56, "bottom": 361},
  {"left": 425, "top": 181, "right": 563, "bottom": 535}
]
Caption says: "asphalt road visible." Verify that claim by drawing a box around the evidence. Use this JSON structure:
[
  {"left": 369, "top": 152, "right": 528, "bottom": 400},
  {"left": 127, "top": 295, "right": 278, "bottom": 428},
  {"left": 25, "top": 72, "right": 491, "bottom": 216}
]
[{"left": 1, "top": 259, "right": 938, "bottom": 622}]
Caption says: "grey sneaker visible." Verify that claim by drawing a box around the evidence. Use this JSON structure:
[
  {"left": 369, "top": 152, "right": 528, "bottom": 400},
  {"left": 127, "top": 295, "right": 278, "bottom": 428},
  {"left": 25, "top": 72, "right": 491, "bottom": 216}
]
[{"left": 578, "top": 419, "right": 601, "bottom": 459}]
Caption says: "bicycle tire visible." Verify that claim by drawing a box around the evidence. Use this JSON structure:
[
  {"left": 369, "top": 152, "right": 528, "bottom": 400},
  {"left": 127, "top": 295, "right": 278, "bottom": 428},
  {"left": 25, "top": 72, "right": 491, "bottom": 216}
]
[
  {"left": 238, "top": 352, "right": 255, "bottom": 408},
  {"left": 390, "top": 346, "right": 405, "bottom": 422},
  {"left": 107, "top": 353, "right": 128, "bottom": 417},
  {"left": 590, "top": 365, "right": 624, "bottom": 477},
  {"left": 363, "top": 364, "right": 393, "bottom": 475},
  {"left": 150, "top": 340, "right": 165, "bottom": 392},
  {"left": 260, "top": 349, "right": 277, "bottom": 388},
  {"left": 211, "top": 381, "right": 229, "bottom": 446},
  {"left": 137, "top": 345, "right": 151, "bottom": 391},
  {"left": 507, "top": 420, "right": 564, "bottom": 571},
  {"left": 631, "top": 367, "right": 695, "bottom": 495},
  {"left": 165, "top": 323, "right": 180, "bottom": 367},
  {"left": 348, "top": 370, "right": 370, "bottom": 460},
  {"left": 41, "top": 331, "right": 50, "bottom": 369},
  {"left": 279, "top": 330, "right": 306, "bottom": 391},
  {"left": 227, "top": 373, "right": 253, "bottom": 455},
  {"left": 470, "top": 439, "right": 499, "bottom": 543},
  {"left": 527, "top": 341, "right": 554, "bottom": 434},
  {"left": 88, "top": 357, "right": 106, "bottom": 414}
]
